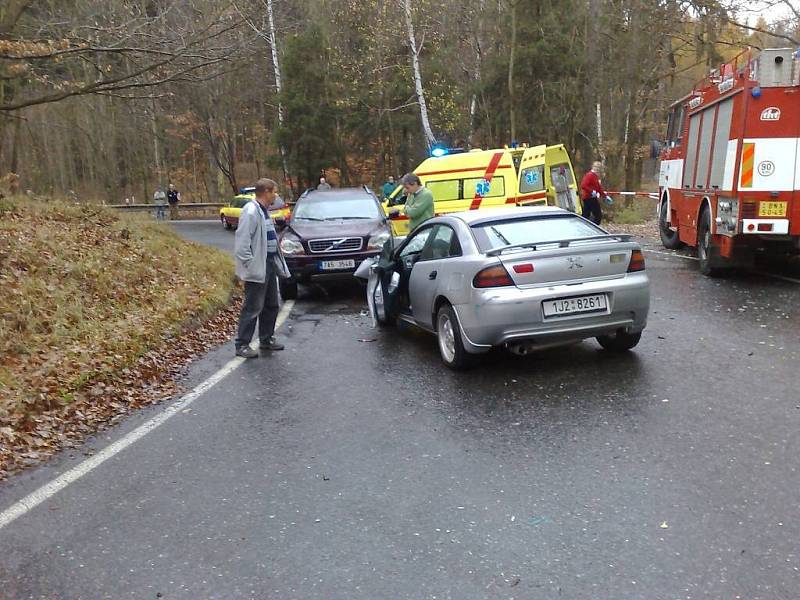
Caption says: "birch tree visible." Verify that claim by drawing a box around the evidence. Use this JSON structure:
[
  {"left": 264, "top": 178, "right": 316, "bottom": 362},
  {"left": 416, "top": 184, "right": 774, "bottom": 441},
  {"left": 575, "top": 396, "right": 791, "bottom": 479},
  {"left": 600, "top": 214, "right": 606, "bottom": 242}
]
[{"left": 401, "top": 0, "right": 436, "bottom": 149}]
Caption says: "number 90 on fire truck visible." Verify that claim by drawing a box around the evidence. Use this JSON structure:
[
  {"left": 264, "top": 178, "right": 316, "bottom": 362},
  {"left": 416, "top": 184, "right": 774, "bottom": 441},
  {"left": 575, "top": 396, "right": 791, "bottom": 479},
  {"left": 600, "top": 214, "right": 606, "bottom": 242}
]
[{"left": 658, "top": 47, "right": 800, "bottom": 276}]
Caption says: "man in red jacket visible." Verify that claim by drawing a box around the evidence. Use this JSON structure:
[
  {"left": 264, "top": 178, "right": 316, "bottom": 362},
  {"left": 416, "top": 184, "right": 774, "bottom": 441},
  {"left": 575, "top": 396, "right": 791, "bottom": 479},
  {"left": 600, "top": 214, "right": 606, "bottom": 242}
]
[{"left": 580, "top": 161, "right": 607, "bottom": 225}]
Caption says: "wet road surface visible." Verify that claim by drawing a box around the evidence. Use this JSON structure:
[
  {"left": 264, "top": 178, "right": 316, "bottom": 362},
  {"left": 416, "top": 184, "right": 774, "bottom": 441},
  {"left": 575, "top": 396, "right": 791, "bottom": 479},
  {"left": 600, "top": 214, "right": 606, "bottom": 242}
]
[{"left": 1, "top": 220, "right": 799, "bottom": 599}]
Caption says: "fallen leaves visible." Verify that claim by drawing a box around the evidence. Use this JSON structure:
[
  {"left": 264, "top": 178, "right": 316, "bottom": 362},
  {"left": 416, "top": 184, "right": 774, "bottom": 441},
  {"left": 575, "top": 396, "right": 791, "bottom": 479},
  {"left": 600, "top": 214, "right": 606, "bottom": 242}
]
[{"left": 0, "top": 198, "right": 238, "bottom": 480}]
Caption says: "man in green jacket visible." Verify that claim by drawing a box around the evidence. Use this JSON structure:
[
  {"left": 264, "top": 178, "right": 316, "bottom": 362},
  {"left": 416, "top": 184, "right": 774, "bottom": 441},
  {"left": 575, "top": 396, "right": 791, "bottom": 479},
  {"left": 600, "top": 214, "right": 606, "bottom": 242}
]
[{"left": 400, "top": 173, "right": 434, "bottom": 232}]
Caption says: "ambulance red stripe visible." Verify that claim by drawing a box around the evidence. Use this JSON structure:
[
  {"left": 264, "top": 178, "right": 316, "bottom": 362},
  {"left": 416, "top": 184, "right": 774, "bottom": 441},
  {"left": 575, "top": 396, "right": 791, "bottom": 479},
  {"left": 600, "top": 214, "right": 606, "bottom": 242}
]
[{"left": 469, "top": 151, "right": 505, "bottom": 210}]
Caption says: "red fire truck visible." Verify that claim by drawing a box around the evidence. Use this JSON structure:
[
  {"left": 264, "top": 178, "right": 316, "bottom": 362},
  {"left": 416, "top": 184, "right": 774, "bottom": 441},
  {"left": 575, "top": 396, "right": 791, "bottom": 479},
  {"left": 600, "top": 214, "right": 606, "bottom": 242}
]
[{"left": 658, "top": 47, "right": 800, "bottom": 275}]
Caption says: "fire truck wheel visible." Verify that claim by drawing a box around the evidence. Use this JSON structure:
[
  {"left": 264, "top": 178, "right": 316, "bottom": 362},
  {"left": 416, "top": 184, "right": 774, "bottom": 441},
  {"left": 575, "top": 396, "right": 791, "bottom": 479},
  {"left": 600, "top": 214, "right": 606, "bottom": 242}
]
[
  {"left": 659, "top": 200, "right": 683, "bottom": 250},
  {"left": 596, "top": 330, "right": 642, "bottom": 352},
  {"left": 697, "top": 208, "right": 723, "bottom": 277}
]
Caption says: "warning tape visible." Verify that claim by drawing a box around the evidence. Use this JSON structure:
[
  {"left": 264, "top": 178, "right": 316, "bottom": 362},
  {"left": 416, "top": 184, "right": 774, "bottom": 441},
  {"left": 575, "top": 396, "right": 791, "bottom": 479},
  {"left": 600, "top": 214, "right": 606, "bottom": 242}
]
[{"left": 607, "top": 191, "right": 659, "bottom": 200}]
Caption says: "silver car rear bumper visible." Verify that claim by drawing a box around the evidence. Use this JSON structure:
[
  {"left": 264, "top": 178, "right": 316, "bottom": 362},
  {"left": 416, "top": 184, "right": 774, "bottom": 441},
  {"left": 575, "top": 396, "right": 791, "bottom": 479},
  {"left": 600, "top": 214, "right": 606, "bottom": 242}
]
[{"left": 453, "top": 272, "right": 650, "bottom": 353}]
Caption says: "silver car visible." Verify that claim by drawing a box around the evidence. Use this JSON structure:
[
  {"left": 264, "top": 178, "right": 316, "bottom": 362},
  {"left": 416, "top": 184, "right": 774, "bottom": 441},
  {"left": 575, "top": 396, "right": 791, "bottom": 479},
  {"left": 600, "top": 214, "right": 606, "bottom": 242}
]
[{"left": 356, "top": 207, "right": 650, "bottom": 369}]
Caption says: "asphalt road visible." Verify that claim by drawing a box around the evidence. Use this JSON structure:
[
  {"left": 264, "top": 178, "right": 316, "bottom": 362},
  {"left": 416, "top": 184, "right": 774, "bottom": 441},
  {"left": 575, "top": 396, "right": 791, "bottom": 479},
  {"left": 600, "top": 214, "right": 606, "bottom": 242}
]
[{"left": 1, "top": 220, "right": 799, "bottom": 599}]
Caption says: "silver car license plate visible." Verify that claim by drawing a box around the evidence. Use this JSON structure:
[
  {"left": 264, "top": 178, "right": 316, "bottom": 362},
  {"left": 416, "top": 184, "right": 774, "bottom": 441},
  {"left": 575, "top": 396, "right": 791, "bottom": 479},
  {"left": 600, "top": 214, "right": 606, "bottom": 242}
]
[
  {"left": 320, "top": 259, "right": 356, "bottom": 271},
  {"left": 543, "top": 294, "right": 607, "bottom": 318}
]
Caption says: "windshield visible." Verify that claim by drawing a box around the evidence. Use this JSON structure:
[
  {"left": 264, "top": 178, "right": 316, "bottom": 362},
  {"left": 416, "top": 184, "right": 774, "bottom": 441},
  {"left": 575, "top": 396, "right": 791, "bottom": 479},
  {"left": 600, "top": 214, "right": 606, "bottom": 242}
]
[
  {"left": 293, "top": 196, "right": 381, "bottom": 221},
  {"left": 473, "top": 215, "right": 605, "bottom": 252}
]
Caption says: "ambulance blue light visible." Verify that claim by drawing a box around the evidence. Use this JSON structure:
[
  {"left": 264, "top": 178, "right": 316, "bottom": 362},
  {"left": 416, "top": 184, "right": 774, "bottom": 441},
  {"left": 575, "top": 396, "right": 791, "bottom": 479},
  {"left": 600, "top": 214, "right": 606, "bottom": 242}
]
[{"left": 430, "top": 145, "right": 449, "bottom": 158}]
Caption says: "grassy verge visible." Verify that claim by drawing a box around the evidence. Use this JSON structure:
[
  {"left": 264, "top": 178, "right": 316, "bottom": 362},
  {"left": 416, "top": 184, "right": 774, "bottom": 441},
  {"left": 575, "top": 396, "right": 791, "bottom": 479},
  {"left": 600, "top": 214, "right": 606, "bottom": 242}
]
[{"left": 0, "top": 197, "right": 237, "bottom": 477}]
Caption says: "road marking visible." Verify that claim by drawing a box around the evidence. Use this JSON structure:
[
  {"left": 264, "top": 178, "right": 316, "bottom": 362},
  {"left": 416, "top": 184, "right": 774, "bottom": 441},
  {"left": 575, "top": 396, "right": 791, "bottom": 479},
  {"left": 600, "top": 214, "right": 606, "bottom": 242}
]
[
  {"left": 644, "top": 248, "right": 800, "bottom": 284},
  {"left": 763, "top": 272, "right": 800, "bottom": 284},
  {"left": 0, "top": 300, "right": 295, "bottom": 531},
  {"left": 644, "top": 248, "right": 699, "bottom": 261}
]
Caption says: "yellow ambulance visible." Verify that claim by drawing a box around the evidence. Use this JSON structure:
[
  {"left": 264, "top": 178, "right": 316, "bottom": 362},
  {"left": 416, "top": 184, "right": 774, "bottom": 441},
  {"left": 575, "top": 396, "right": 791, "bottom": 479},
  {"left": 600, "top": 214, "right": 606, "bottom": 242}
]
[{"left": 384, "top": 144, "right": 580, "bottom": 236}]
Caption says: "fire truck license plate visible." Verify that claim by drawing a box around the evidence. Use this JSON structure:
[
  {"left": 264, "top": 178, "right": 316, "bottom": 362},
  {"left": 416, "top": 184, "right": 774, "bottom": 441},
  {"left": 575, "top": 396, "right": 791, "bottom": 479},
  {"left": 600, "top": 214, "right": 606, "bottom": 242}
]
[
  {"left": 759, "top": 202, "right": 787, "bottom": 217},
  {"left": 543, "top": 294, "right": 607, "bottom": 318}
]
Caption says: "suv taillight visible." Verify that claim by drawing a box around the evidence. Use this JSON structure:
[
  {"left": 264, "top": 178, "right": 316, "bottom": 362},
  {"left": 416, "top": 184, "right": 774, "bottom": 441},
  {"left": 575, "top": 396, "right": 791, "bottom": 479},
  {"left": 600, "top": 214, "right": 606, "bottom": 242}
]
[
  {"left": 473, "top": 264, "right": 514, "bottom": 288},
  {"left": 627, "top": 249, "right": 645, "bottom": 272}
]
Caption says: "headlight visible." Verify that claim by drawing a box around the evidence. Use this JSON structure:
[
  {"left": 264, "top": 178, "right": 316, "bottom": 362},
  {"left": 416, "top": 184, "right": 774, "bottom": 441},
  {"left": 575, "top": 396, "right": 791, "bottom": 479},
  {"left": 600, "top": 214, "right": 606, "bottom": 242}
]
[
  {"left": 280, "top": 238, "right": 304, "bottom": 255},
  {"left": 367, "top": 231, "right": 391, "bottom": 250}
]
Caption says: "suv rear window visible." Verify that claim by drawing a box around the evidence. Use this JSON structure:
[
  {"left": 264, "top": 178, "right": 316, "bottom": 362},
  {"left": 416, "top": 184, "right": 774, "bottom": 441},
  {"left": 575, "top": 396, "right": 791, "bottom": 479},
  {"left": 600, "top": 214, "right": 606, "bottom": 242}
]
[{"left": 472, "top": 215, "right": 604, "bottom": 252}]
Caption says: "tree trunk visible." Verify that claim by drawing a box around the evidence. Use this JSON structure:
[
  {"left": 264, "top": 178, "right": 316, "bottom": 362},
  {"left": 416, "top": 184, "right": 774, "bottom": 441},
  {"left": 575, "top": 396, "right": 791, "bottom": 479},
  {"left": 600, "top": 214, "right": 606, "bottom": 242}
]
[
  {"left": 265, "top": 0, "right": 293, "bottom": 196},
  {"left": 508, "top": 0, "right": 517, "bottom": 142},
  {"left": 401, "top": 0, "right": 436, "bottom": 149}
]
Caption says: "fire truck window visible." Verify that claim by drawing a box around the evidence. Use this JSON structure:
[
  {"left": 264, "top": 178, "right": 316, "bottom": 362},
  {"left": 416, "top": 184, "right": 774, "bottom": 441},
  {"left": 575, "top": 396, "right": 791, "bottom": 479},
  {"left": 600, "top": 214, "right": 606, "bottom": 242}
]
[
  {"left": 426, "top": 179, "right": 460, "bottom": 202},
  {"left": 683, "top": 113, "right": 702, "bottom": 187},
  {"left": 709, "top": 98, "right": 734, "bottom": 189},
  {"left": 695, "top": 108, "right": 715, "bottom": 188}
]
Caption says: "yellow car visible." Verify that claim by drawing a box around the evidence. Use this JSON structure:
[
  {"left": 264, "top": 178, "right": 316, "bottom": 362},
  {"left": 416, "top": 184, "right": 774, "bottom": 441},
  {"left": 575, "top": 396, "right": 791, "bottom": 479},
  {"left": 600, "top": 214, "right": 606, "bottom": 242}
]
[
  {"left": 384, "top": 144, "right": 580, "bottom": 236},
  {"left": 220, "top": 191, "right": 291, "bottom": 230}
]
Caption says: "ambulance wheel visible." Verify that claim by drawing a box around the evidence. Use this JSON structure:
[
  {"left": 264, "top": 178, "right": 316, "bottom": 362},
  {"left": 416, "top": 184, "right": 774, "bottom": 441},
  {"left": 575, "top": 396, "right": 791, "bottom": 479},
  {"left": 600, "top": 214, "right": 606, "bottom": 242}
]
[
  {"left": 659, "top": 200, "right": 683, "bottom": 250},
  {"left": 698, "top": 209, "right": 723, "bottom": 277},
  {"left": 279, "top": 278, "right": 298, "bottom": 300}
]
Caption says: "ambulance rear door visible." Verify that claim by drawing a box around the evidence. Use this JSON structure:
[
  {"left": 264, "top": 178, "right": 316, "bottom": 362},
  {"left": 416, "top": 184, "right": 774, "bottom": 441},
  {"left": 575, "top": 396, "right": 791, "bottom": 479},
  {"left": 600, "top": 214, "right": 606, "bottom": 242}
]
[
  {"left": 545, "top": 144, "right": 579, "bottom": 212},
  {"left": 516, "top": 145, "right": 548, "bottom": 206}
]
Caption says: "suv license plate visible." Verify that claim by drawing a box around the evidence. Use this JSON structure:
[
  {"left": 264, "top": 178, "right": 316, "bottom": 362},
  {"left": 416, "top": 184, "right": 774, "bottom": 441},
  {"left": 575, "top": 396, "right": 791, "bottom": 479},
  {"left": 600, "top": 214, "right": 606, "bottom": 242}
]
[
  {"left": 320, "top": 259, "right": 356, "bottom": 271},
  {"left": 543, "top": 294, "right": 607, "bottom": 318}
]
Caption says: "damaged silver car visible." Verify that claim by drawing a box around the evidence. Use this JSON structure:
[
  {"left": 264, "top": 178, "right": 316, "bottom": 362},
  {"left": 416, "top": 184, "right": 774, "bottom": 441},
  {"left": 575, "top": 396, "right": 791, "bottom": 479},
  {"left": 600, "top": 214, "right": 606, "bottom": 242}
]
[{"left": 355, "top": 207, "right": 650, "bottom": 369}]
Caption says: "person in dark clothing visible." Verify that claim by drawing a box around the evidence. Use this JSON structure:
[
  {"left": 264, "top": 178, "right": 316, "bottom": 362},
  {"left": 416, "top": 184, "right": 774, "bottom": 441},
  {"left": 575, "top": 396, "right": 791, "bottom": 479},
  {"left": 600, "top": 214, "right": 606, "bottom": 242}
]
[
  {"left": 580, "top": 161, "right": 607, "bottom": 225},
  {"left": 167, "top": 183, "right": 180, "bottom": 220}
]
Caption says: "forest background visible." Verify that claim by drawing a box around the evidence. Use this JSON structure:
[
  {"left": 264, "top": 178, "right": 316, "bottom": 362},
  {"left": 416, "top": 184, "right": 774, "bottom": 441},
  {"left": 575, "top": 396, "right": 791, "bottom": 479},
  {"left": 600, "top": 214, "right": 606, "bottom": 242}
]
[{"left": 1, "top": 0, "right": 798, "bottom": 202}]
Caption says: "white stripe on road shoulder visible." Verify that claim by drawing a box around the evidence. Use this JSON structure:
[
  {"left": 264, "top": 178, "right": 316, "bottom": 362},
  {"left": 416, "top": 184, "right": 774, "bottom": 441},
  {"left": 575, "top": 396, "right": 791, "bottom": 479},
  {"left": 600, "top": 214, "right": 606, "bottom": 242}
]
[
  {"left": 0, "top": 300, "right": 295, "bottom": 531},
  {"left": 644, "top": 248, "right": 800, "bottom": 284},
  {"left": 644, "top": 248, "right": 699, "bottom": 261}
]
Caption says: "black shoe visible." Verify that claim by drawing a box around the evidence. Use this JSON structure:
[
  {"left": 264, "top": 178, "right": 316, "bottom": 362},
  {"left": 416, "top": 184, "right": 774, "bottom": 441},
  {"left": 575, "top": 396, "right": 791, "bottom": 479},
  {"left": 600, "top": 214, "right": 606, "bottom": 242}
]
[
  {"left": 259, "top": 338, "right": 285, "bottom": 352},
  {"left": 235, "top": 346, "right": 258, "bottom": 359}
]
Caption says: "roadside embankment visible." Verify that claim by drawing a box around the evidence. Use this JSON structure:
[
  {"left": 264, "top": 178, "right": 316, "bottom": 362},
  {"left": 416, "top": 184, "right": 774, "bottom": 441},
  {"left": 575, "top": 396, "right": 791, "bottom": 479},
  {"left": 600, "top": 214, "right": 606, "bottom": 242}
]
[{"left": 0, "top": 198, "right": 239, "bottom": 478}]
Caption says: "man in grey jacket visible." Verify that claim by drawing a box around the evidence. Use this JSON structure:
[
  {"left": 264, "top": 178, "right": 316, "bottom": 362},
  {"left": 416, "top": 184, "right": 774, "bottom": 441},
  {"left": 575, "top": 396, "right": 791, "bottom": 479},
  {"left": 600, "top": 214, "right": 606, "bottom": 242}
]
[{"left": 234, "top": 178, "right": 289, "bottom": 358}]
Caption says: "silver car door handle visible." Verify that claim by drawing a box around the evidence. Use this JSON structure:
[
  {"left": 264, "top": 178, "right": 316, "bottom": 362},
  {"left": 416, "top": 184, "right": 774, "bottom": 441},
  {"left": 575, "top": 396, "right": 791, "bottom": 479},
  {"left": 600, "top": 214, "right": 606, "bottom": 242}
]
[{"left": 428, "top": 270, "right": 437, "bottom": 280}]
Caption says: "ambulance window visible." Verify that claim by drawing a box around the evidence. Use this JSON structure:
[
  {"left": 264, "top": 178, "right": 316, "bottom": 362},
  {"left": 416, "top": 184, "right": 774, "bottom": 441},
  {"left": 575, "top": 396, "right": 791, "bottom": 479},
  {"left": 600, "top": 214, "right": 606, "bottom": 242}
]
[
  {"left": 550, "top": 164, "right": 574, "bottom": 185},
  {"left": 519, "top": 165, "right": 545, "bottom": 193},
  {"left": 426, "top": 179, "right": 460, "bottom": 201},
  {"left": 463, "top": 176, "right": 505, "bottom": 199}
]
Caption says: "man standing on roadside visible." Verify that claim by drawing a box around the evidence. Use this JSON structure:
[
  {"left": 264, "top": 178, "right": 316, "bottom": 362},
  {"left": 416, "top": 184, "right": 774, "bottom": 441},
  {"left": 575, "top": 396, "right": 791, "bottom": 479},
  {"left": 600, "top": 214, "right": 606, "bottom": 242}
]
[
  {"left": 167, "top": 183, "right": 180, "bottom": 220},
  {"left": 317, "top": 176, "right": 332, "bottom": 191},
  {"left": 233, "top": 178, "right": 289, "bottom": 358},
  {"left": 153, "top": 186, "right": 167, "bottom": 220},
  {"left": 400, "top": 173, "right": 434, "bottom": 232},
  {"left": 382, "top": 175, "right": 396, "bottom": 200},
  {"left": 580, "top": 161, "right": 607, "bottom": 225}
]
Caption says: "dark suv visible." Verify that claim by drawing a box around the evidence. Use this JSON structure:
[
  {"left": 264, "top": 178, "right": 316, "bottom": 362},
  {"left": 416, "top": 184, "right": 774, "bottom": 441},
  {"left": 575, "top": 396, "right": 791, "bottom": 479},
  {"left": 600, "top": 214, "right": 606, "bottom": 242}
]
[{"left": 277, "top": 187, "right": 390, "bottom": 299}]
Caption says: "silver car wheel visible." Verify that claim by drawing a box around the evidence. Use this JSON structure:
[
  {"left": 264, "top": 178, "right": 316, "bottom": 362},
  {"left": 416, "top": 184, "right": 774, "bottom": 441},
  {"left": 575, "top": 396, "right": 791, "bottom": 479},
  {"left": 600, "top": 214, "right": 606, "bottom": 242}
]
[
  {"left": 438, "top": 312, "right": 456, "bottom": 364},
  {"left": 374, "top": 281, "right": 386, "bottom": 322}
]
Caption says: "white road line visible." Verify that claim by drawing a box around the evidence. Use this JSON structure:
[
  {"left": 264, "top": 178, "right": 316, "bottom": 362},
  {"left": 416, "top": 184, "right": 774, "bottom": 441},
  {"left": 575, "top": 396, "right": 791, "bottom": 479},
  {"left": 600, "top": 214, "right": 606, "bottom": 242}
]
[
  {"left": 644, "top": 248, "right": 800, "bottom": 284},
  {"left": 764, "top": 272, "right": 800, "bottom": 284},
  {"left": 644, "top": 248, "right": 699, "bottom": 261},
  {"left": 0, "top": 300, "right": 295, "bottom": 531}
]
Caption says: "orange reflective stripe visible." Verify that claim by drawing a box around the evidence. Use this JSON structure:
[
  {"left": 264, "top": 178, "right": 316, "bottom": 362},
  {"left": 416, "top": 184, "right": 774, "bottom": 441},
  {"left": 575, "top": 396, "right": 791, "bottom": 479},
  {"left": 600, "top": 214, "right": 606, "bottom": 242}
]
[
  {"left": 469, "top": 151, "right": 505, "bottom": 210},
  {"left": 740, "top": 142, "right": 755, "bottom": 188}
]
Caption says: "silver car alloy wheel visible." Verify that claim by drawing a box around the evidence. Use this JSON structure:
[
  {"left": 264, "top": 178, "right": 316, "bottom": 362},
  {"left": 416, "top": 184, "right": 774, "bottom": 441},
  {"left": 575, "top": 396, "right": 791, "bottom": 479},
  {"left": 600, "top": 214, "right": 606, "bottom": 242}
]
[
  {"left": 374, "top": 281, "right": 386, "bottom": 322},
  {"left": 438, "top": 312, "right": 456, "bottom": 364}
]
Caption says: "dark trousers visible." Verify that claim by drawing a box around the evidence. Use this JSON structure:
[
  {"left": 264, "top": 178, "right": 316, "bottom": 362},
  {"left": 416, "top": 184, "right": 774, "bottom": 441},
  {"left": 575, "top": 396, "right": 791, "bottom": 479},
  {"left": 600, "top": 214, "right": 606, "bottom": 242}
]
[
  {"left": 582, "top": 197, "right": 602, "bottom": 225},
  {"left": 235, "top": 266, "right": 279, "bottom": 349}
]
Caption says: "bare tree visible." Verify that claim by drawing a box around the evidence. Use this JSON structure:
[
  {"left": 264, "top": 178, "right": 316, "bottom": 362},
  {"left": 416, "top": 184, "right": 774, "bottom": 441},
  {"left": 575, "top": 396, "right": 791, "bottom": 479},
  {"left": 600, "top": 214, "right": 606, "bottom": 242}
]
[{"left": 401, "top": 0, "right": 436, "bottom": 149}]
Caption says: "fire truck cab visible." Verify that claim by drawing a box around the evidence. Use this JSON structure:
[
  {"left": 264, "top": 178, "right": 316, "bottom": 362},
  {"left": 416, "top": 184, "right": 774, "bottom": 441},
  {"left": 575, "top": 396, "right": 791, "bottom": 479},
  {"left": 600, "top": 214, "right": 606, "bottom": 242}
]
[{"left": 658, "top": 48, "right": 800, "bottom": 275}]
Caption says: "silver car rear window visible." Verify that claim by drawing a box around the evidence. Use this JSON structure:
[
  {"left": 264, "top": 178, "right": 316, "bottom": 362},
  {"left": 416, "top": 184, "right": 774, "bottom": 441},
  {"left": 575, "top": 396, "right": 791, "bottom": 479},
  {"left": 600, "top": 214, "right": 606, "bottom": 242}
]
[{"left": 472, "top": 215, "right": 604, "bottom": 252}]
